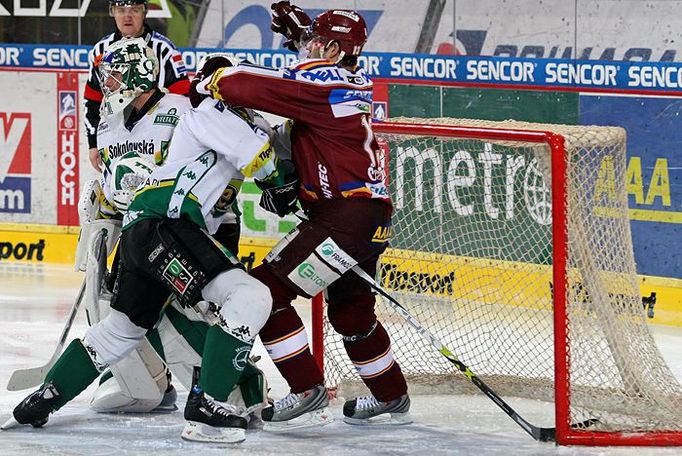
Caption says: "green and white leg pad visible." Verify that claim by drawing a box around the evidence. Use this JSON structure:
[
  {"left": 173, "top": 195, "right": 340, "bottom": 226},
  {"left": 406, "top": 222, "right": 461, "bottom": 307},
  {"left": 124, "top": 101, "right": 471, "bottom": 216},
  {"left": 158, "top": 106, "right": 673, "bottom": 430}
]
[{"left": 89, "top": 338, "right": 171, "bottom": 413}]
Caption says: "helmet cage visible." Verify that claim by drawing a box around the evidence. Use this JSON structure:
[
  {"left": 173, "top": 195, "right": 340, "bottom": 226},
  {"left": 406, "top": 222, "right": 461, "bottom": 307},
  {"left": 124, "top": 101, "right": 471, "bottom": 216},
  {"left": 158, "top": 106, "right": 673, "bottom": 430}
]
[{"left": 97, "top": 39, "right": 158, "bottom": 117}]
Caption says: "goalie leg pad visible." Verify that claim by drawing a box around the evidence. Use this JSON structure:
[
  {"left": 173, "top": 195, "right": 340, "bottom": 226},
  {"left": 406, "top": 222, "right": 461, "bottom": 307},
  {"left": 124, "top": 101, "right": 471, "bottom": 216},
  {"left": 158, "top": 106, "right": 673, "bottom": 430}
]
[
  {"left": 75, "top": 180, "right": 121, "bottom": 272},
  {"left": 156, "top": 304, "right": 205, "bottom": 390},
  {"left": 84, "top": 225, "right": 119, "bottom": 325},
  {"left": 75, "top": 179, "right": 102, "bottom": 272},
  {"left": 83, "top": 308, "right": 147, "bottom": 366},
  {"left": 89, "top": 338, "right": 171, "bottom": 413}
]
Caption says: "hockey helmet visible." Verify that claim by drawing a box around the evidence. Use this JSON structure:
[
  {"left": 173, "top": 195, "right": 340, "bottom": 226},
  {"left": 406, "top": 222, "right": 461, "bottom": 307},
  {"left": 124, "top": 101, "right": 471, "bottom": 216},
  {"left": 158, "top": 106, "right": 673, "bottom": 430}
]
[
  {"left": 109, "top": 0, "right": 147, "bottom": 15},
  {"left": 312, "top": 10, "right": 368, "bottom": 59},
  {"left": 97, "top": 37, "right": 159, "bottom": 117}
]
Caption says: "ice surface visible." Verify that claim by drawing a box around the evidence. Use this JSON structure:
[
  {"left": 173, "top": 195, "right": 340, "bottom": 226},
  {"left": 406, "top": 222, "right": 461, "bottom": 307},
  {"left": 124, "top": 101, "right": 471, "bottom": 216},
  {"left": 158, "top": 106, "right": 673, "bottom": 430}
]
[{"left": 0, "top": 263, "right": 680, "bottom": 455}]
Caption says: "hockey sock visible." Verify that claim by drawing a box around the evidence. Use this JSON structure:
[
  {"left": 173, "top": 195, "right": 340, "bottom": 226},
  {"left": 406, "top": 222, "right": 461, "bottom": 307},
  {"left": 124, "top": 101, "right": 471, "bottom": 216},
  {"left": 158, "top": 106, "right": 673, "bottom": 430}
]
[
  {"left": 251, "top": 264, "right": 324, "bottom": 393},
  {"left": 260, "top": 306, "right": 324, "bottom": 393},
  {"left": 199, "top": 325, "right": 252, "bottom": 402},
  {"left": 164, "top": 304, "right": 209, "bottom": 354},
  {"left": 343, "top": 321, "right": 408, "bottom": 402},
  {"left": 44, "top": 339, "right": 101, "bottom": 410},
  {"left": 238, "top": 360, "right": 266, "bottom": 409},
  {"left": 145, "top": 327, "right": 165, "bottom": 361}
]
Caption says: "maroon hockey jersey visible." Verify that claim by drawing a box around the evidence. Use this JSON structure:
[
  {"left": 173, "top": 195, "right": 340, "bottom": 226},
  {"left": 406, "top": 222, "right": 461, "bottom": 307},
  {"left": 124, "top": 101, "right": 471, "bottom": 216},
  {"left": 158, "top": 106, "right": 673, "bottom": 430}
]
[{"left": 202, "top": 58, "right": 391, "bottom": 208}]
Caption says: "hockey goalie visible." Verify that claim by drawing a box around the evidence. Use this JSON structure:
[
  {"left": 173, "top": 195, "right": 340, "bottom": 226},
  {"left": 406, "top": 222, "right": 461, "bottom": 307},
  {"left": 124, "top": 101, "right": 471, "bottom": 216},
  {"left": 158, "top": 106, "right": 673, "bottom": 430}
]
[{"left": 72, "top": 38, "right": 267, "bottom": 424}]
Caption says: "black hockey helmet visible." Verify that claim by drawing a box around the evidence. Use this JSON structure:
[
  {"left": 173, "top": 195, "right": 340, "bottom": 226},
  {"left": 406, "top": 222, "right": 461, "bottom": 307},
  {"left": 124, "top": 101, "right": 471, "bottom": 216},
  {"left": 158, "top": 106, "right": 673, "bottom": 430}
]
[
  {"left": 109, "top": 0, "right": 148, "bottom": 15},
  {"left": 109, "top": 0, "right": 148, "bottom": 5}
]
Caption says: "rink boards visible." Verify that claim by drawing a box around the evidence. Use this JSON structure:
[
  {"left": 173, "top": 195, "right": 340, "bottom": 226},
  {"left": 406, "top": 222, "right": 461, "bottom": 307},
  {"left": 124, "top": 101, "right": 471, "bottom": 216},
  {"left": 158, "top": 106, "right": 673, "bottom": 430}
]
[{"left": 1, "top": 222, "right": 680, "bottom": 328}]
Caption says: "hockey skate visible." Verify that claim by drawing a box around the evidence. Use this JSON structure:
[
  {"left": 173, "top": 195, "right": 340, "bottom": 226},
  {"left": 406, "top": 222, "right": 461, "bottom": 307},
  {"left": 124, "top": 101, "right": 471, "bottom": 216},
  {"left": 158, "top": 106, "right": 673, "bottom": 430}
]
[
  {"left": 261, "top": 384, "right": 333, "bottom": 432},
  {"left": 181, "top": 385, "right": 248, "bottom": 443},
  {"left": 153, "top": 368, "right": 178, "bottom": 412},
  {"left": 156, "top": 383, "right": 178, "bottom": 412},
  {"left": 1, "top": 382, "right": 62, "bottom": 430},
  {"left": 343, "top": 394, "right": 412, "bottom": 425}
]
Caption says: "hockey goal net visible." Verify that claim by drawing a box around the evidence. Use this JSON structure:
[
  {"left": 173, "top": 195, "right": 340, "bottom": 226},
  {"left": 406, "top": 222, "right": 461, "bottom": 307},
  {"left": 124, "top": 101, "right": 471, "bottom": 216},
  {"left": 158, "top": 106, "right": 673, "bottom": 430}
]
[{"left": 312, "top": 117, "right": 682, "bottom": 445}]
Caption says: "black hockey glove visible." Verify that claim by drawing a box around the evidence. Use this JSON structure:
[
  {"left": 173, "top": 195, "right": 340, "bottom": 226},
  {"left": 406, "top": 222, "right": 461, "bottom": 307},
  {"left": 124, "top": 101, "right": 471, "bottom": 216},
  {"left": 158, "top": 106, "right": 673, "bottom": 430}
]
[
  {"left": 255, "top": 159, "right": 299, "bottom": 217},
  {"left": 189, "top": 55, "right": 233, "bottom": 108},
  {"left": 270, "top": 1, "right": 312, "bottom": 52}
]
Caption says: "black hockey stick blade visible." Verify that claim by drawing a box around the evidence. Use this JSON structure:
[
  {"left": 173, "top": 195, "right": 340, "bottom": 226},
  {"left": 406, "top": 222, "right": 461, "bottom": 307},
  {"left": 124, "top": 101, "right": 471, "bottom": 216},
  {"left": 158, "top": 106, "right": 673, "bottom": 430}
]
[{"left": 534, "top": 418, "right": 600, "bottom": 442}]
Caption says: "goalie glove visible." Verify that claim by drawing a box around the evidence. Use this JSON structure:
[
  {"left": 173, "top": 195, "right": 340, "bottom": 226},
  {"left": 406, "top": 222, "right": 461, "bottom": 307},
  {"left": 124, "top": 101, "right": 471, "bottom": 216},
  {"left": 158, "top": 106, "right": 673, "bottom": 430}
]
[
  {"left": 255, "top": 159, "right": 299, "bottom": 217},
  {"left": 270, "top": 1, "right": 312, "bottom": 52}
]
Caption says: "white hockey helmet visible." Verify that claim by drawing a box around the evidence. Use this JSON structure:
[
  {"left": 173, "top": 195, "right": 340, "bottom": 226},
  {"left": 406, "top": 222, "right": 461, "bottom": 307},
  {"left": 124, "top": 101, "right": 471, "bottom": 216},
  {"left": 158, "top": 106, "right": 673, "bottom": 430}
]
[
  {"left": 97, "top": 37, "right": 159, "bottom": 117},
  {"left": 109, "top": 151, "right": 156, "bottom": 211}
]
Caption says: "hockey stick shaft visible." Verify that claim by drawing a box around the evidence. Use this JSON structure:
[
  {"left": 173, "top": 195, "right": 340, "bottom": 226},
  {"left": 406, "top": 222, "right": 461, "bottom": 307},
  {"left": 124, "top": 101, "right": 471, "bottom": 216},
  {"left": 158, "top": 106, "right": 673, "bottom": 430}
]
[
  {"left": 6, "top": 280, "right": 86, "bottom": 391},
  {"left": 293, "top": 210, "right": 593, "bottom": 439},
  {"left": 353, "top": 265, "right": 594, "bottom": 442},
  {"left": 349, "top": 264, "right": 564, "bottom": 441}
]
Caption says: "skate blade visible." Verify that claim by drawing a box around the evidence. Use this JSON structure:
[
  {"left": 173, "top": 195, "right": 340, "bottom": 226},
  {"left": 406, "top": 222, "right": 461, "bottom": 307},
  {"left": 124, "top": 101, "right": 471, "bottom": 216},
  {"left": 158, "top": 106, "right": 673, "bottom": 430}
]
[
  {"left": 343, "top": 411, "right": 413, "bottom": 426},
  {"left": 263, "top": 407, "right": 334, "bottom": 433},
  {"left": 1, "top": 416, "right": 19, "bottom": 430},
  {"left": 181, "top": 421, "right": 246, "bottom": 443},
  {"left": 149, "top": 403, "right": 179, "bottom": 414}
]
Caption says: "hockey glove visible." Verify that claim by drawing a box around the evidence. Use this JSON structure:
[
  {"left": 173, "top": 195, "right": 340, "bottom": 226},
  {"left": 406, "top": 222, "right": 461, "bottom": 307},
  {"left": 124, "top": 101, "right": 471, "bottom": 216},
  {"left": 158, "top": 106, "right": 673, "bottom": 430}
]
[
  {"left": 255, "top": 159, "right": 299, "bottom": 217},
  {"left": 270, "top": 1, "right": 312, "bottom": 52},
  {"left": 189, "top": 55, "right": 233, "bottom": 108}
]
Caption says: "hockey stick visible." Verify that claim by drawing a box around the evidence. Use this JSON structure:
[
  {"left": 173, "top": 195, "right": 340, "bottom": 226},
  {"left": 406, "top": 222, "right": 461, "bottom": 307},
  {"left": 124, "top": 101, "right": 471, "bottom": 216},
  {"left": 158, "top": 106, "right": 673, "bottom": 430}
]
[
  {"left": 6, "top": 280, "right": 86, "bottom": 391},
  {"left": 6, "top": 227, "right": 109, "bottom": 390},
  {"left": 350, "top": 264, "right": 597, "bottom": 441},
  {"left": 292, "top": 211, "right": 595, "bottom": 441}
]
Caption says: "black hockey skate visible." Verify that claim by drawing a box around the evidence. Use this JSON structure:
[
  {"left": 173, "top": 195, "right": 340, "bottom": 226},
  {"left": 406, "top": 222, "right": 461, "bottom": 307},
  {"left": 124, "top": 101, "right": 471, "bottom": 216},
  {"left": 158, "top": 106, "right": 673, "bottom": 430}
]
[
  {"left": 1, "top": 382, "right": 62, "bottom": 430},
  {"left": 181, "top": 368, "right": 247, "bottom": 443},
  {"left": 343, "top": 393, "right": 412, "bottom": 425}
]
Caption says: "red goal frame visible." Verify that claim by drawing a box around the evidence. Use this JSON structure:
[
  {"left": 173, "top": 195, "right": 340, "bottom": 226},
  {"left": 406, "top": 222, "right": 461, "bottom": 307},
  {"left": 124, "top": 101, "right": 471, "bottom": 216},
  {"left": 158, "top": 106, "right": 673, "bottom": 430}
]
[{"left": 311, "top": 120, "right": 682, "bottom": 446}]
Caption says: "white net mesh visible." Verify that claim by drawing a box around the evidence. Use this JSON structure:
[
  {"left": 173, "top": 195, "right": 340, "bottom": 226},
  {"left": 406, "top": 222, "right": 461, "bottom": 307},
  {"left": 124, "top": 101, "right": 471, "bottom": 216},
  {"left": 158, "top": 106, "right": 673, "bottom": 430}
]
[{"left": 321, "top": 117, "right": 682, "bottom": 434}]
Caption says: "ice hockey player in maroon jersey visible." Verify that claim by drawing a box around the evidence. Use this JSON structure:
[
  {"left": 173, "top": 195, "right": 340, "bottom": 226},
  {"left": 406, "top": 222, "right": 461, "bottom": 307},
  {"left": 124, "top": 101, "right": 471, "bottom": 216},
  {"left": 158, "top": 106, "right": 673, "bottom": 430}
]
[{"left": 195, "top": 2, "right": 411, "bottom": 430}]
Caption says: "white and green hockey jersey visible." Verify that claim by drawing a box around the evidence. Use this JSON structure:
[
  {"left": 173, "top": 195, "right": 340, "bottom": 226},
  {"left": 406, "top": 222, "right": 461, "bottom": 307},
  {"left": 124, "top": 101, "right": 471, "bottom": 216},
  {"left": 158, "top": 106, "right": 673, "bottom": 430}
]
[
  {"left": 123, "top": 98, "right": 277, "bottom": 234},
  {"left": 97, "top": 92, "right": 192, "bottom": 213}
]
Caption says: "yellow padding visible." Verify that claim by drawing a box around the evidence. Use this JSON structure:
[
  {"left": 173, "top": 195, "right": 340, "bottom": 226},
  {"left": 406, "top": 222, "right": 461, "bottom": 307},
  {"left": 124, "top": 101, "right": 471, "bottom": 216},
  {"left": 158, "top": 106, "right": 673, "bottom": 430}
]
[{"left": 1, "top": 224, "right": 680, "bottom": 327}]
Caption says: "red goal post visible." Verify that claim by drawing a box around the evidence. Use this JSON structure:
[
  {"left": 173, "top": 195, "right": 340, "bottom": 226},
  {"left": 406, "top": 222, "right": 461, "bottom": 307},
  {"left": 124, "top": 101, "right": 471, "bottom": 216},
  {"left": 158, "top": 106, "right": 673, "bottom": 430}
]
[{"left": 311, "top": 118, "right": 682, "bottom": 446}]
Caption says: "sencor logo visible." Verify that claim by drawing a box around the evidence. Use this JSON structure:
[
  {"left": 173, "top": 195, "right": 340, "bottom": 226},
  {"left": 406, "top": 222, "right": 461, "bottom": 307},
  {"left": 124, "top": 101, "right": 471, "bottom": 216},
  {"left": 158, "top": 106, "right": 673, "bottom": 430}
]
[{"left": 0, "top": 113, "right": 31, "bottom": 213}]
